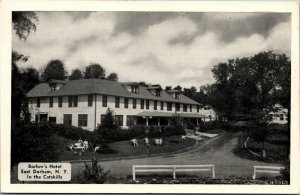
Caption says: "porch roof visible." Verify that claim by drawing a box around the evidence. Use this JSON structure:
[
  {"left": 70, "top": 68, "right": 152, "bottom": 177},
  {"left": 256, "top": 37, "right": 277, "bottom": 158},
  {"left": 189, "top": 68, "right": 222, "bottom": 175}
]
[{"left": 136, "top": 111, "right": 205, "bottom": 118}]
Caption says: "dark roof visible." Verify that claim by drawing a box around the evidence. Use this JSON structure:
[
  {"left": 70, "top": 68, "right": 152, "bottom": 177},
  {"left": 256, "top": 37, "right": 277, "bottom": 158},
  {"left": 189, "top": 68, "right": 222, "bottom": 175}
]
[{"left": 26, "top": 79, "right": 201, "bottom": 105}]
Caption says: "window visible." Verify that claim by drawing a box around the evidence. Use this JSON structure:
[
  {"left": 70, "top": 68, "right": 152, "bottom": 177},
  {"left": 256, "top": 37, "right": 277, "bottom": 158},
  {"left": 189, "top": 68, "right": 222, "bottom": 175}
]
[
  {"left": 100, "top": 114, "right": 106, "bottom": 124},
  {"left": 133, "top": 99, "right": 136, "bottom": 109},
  {"left": 155, "top": 89, "right": 161, "bottom": 96},
  {"left": 49, "top": 97, "right": 53, "bottom": 107},
  {"left": 126, "top": 115, "right": 136, "bottom": 126},
  {"left": 175, "top": 93, "right": 180, "bottom": 99},
  {"left": 141, "top": 99, "right": 144, "bottom": 109},
  {"left": 160, "top": 101, "right": 164, "bottom": 110},
  {"left": 63, "top": 114, "right": 72, "bottom": 126},
  {"left": 131, "top": 85, "right": 139, "bottom": 93},
  {"left": 124, "top": 98, "right": 129, "bottom": 108},
  {"left": 154, "top": 101, "right": 157, "bottom": 110},
  {"left": 68, "top": 96, "right": 73, "bottom": 107},
  {"left": 115, "top": 115, "right": 123, "bottom": 126},
  {"left": 88, "top": 95, "right": 93, "bottom": 107},
  {"left": 58, "top": 97, "right": 63, "bottom": 107},
  {"left": 102, "top": 95, "right": 107, "bottom": 107},
  {"left": 49, "top": 117, "right": 56, "bottom": 123},
  {"left": 167, "top": 102, "right": 172, "bottom": 111},
  {"left": 68, "top": 96, "right": 78, "bottom": 107},
  {"left": 50, "top": 83, "right": 57, "bottom": 91},
  {"left": 78, "top": 114, "right": 88, "bottom": 127},
  {"left": 197, "top": 105, "right": 200, "bottom": 113},
  {"left": 280, "top": 114, "right": 284, "bottom": 121},
  {"left": 37, "top": 98, "right": 40, "bottom": 108},
  {"left": 115, "top": 97, "right": 120, "bottom": 108},
  {"left": 183, "top": 104, "right": 187, "bottom": 112},
  {"left": 176, "top": 103, "right": 180, "bottom": 111},
  {"left": 73, "top": 96, "right": 78, "bottom": 107},
  {"left": 190, "top": 105, "right": 192, "bottom": 112},
  {"left": 146, "top": 100, "right": 149, "bottom": 110}
]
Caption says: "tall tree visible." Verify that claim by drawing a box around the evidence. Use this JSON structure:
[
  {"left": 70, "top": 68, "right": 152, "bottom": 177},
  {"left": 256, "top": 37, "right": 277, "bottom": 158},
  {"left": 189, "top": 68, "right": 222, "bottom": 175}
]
[
  {"left": 84, "top": 63, "right": 106, "bottom": 79},
  {"left": 41, "top": 59, "right": 67, "bottom": 82},
  {"left": 69, "top": 69, "right": 83, "bottom": 80},
  {"left": 12, "top": 11, "right": 38, "bottom": 40},
  {"left": 106, "top": 73, "right": 118, "bottom": 81}
]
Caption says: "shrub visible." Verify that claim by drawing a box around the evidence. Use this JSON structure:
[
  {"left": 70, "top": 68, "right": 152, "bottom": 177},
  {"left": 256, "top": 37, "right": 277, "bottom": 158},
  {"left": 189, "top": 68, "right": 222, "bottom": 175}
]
[
  {"left": 11, "top": 120, "right": 63, "bottom": 166},
  {"left": 96, "top": 144, "right": 118, "bottom": 154},
  {"left": 73, "top": 158, "right": 110, "bottom": 184},
  {"left": 280, "top": 160, "right": 290, "bottom": 183},
  {"left": 148, "top": 126, "right": 162, "bottom": 138}
]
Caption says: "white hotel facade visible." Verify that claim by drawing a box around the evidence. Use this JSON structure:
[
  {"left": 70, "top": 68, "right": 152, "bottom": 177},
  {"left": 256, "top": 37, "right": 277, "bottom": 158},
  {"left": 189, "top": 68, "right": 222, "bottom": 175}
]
[{"left": 26, "top": 79, "right": 217, "bottom": 131}]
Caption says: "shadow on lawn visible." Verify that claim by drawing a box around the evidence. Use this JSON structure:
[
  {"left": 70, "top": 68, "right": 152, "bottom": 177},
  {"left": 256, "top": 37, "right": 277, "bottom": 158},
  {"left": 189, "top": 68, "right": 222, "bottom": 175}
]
[{"left": 232, "top": 130, "right": 289, "bottom": 163}]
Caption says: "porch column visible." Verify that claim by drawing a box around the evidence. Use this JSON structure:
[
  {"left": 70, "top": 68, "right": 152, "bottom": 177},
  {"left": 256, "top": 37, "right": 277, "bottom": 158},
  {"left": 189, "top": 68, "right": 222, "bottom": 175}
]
[
  {"left": 146, "top": 117, "right": 149, "bottom": 126},
  {"left": 168, "top": 118, "right": 170, "bottom": 126},
  {"left": 158, "top": 118, "right": 160, "bottom": 126},
  {"left": 197, "top": 118, "right": 199, "bottom": 125}
]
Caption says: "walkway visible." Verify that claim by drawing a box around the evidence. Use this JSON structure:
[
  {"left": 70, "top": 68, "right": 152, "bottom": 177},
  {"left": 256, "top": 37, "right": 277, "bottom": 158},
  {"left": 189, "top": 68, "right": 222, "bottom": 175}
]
[{"left": 71, "top": 131, "right": 281, "bottom": 179}]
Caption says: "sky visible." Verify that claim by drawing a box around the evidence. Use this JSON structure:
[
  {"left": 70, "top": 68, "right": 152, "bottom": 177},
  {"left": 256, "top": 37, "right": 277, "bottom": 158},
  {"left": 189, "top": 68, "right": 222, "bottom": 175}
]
[{"left": 12, "top": 12, "right": 291, "bottom": 89}]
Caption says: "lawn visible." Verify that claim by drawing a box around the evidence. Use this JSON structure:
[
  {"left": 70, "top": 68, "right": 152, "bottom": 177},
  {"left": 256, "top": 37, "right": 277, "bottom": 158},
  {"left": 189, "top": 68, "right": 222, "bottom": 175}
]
[
  {"left": 233, "top": 127, "right": 289, "bottom": 163},
  {"left": 59, "top": 136, "right": 196, "bottom": 161}
]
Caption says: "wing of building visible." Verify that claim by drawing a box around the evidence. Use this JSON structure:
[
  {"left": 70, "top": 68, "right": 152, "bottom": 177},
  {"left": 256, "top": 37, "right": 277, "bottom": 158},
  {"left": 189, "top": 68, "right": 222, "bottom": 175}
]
[{"left": 26, "top": 79, "right": 213, "bottom": 130}]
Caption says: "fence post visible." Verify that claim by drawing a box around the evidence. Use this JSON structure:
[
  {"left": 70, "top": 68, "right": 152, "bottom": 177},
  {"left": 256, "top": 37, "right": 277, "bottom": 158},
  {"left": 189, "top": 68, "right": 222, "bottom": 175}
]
[
  {"left": 211, "top": 165, "right": 215, "bottom": 178},
  {"left": 173, "top": 165, "right": 176, "bottom": 179},
  {"left": 252, "top": 166, "right": 256, "bottom": 180},
  {"left": 132, "top": 165, "right": 136, "bottom": 181}
]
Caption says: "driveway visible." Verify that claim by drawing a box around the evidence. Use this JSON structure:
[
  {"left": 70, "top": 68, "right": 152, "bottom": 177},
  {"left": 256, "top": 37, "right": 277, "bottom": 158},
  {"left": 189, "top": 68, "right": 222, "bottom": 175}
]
[{"left": 71, "top": 130, "right": 281, "bottom": 180}]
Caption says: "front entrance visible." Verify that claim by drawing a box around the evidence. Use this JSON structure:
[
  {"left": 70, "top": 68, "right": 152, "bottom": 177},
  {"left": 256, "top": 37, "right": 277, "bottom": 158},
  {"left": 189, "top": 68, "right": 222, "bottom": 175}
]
[{"left": 39, "top": 113, "right": 48, "bottom": 122}]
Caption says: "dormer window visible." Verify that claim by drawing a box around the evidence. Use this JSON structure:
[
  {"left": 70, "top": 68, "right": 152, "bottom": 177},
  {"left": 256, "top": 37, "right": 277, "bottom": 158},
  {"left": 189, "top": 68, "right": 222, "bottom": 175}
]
[
  {"left": 147, "top": 84, "right": 162, "bottom": 96},
  {"left": 49, "top": 79, "right": 66, "bottom": 91},
  {"left": 175, "top": 93, "right": 180, "bottom": 99},
  {"left": 155, "top": 89, "right": 161, "bottom": 97},
  {"left": 50, "top": 83, "right": 57, "bottom": 91},
  {"left": 131, "top": 84, "right": 139, "bottom": 94}
]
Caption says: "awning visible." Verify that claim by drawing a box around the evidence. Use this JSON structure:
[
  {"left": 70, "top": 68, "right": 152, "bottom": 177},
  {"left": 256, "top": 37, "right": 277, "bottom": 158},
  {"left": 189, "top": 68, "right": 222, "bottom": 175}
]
[{"left": 136, "top": 111, "right": 205, "bottom": 118}]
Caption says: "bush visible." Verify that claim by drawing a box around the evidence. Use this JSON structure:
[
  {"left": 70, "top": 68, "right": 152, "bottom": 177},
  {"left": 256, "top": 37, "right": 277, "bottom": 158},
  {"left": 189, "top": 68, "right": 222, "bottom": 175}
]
[
  {"left": 73, "top": 158, "right": 110, "bottom": 184},
  {"left": 148, "top": 126, "right": 162, "bottom": 138},
  {"left": 280, "top": 160, "right": 290, "bottom": 183},
  {"left": 51, "top": 123, "right": 97, "bottom": 143},
  {"left": 11, "top": 120, "right": 63, "bottom": 166},
  {"left": 96, "top": 144, "right": 118, "bottom": 154}
]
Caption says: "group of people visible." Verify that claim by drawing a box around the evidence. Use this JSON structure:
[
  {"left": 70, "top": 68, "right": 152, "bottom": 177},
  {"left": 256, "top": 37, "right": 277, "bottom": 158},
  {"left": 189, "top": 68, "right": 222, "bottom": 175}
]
[
  {"left": 130, "top": 137, "right": 163, "bottom": 147},
  {"left": 67, "top": 138, "right": 89, "bottom": 154}
]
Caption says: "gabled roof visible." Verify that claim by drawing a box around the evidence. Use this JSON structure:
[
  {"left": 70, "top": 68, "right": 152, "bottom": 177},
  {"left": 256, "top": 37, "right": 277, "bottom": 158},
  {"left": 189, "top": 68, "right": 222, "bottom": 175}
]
[{"left": 26, "top": 79, "right": 201, "bottom": 105}]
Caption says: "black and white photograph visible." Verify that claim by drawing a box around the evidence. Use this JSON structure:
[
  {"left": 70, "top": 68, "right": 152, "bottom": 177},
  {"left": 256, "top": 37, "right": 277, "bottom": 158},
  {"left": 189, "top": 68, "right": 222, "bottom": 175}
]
[{"left": 0, "top": 0, "right": 299, "bottom": 193}]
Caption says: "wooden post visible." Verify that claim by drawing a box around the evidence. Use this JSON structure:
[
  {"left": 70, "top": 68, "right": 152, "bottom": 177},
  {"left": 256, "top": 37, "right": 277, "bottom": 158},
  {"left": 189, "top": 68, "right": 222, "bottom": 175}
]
[
  {"left": 146, "top": 117, "right": 149, "bottom": 126},
  {"left": 173, "top": 165, "right": 176, "bottom": 179},
  {"left": 211, "top": 165, "right": 215, "bottom": 178},
  {"left": 252, "top": 166, "right": 256, "bottom": 180},
  {"left": 158, "top": 118, "right": 160, "bottom": 126},
  {"left": 132, "top": 165, "right": 136, "bottom": 181}
]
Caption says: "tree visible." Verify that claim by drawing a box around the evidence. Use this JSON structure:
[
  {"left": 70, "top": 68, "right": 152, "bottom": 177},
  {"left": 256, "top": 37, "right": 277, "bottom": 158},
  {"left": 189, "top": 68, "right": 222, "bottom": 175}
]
[
  {"left": 174, "top": 85, "right": 182, "bottom": 91},
  {"left": 106, "top": 73, "right": 118, "bottom": 81},
  {"left": 69, "top": 69, "right": 83, "bottom": 80},
  {"left": 84, "top": 63, "right": 106, "bottom": 79},
  {"left": 95, "top": 108, "right": 117, "bottom": 142},
  {"left": 12, "top": 11, "right": 38, "bottom": 40},
  {"left": 41, "top": 59, "right": 67, "bottom": 82}
]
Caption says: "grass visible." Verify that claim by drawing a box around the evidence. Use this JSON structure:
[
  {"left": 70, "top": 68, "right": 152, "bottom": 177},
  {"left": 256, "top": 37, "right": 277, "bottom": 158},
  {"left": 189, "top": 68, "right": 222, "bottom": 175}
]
[
  {"left": 59, "top": 136, "right": 196, "bottom": 161},
  {"left": 232, "top": 127, "right": 289, "bottom": 163}
]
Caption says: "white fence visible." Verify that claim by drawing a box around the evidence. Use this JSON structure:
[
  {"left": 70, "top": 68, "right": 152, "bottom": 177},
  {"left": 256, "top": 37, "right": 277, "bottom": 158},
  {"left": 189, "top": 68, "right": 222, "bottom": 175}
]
[
  {"left": 252, "top": 165, "right": 284, "bottom": 179},
  {"left": 132, "top": 165, "right": 215, "bottom": 181}
]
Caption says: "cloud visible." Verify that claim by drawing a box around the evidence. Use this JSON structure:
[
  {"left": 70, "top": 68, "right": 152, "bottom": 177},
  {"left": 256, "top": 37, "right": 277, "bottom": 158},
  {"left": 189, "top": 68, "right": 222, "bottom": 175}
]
[{"left": 12, "top": 12, "right": 291, "bottom": 89}]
